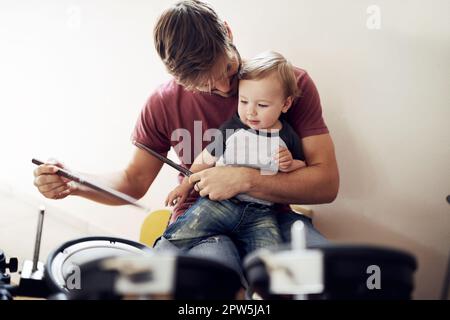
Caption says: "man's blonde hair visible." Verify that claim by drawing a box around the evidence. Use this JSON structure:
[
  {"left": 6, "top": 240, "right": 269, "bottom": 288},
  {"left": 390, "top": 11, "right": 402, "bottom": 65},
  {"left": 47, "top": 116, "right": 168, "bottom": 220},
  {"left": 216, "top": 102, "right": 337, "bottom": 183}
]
[
  {"left": 239, "top": 51, "right": 299, "bottom": 99},
  {"left": 154, "top": 0, "right": 233, "bottom": 89}
]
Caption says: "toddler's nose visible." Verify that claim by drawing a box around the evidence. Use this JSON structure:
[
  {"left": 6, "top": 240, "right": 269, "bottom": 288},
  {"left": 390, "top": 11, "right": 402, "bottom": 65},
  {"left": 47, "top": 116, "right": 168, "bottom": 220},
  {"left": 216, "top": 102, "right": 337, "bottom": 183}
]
[{"left": 247, "top": 105, "right": 257, "bottom": 116}]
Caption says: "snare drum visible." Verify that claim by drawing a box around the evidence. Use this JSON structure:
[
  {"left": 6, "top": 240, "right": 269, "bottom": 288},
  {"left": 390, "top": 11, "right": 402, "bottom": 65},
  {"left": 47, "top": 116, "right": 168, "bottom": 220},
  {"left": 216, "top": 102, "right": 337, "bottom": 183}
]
[
  {"left": 45, "top": 236, "right": 152, "bottom": 296},
  {"left": 46, "top": 237, "right": 242, "bottom": 300},
  {"left": 244, "top": 244, "right": 417, "bottom": 300},
  {"left": 69, "top": 254, "right": 243, "bottom": 300}
]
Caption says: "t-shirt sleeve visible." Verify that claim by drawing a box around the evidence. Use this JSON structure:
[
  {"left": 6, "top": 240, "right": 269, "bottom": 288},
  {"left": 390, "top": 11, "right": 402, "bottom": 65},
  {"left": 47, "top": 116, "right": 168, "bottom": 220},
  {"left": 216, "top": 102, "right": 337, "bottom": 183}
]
[
  {"left": 288, "top": 71, "right": 329, "bottom": 139},
  {"left": 288, "top": 134, "right": 303, "bottom": 161},
  {"left": 282, "top": 124, "right": 305, "bottom": 161},
  {"left": 130, "top": 91, "right": 171, "bottom": 154}
]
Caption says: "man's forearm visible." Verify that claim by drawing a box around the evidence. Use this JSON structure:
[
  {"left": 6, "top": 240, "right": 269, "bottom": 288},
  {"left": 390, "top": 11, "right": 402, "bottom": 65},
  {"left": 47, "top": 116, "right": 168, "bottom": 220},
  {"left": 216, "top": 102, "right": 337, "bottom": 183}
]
[{"left": 242, "top": 163, "right": 339, "bottom": 205}]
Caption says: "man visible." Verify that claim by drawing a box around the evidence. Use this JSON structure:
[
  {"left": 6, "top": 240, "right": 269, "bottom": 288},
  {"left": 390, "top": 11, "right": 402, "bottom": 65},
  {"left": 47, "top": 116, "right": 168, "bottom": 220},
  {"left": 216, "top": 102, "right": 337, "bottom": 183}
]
[{"left": 33, "top": 0, "right": 339, "bottom": 282}]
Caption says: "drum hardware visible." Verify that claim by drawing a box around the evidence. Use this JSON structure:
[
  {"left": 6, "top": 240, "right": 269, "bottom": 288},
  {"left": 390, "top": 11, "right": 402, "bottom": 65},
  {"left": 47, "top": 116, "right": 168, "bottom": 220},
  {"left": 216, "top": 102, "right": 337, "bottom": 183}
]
[
  {"left": 244, "top": 221, "right": 418, "bottom": 300},
  {"left": 32, "top": 206, "right": 45, "bottom": 272},
  {"left": 15, "top": 206, "right": 52, "bottom": 298},
  {"left": 0, "top": 207, "right": 49, "bottom": 298},
  {"left": 289, "top": 220, "right": 323, "bottom": 300},
  {"left": 245, "top": 221, "right": 324, "bottom": 300},
  {"left": 0, "top": 250, "right": 18, "bottom": 285},
  {"left": 0, "top": 250, "right": 18, "bottom": 300},
  {"left": 0, "top": 207, "right": 50, "bottom": 299}
]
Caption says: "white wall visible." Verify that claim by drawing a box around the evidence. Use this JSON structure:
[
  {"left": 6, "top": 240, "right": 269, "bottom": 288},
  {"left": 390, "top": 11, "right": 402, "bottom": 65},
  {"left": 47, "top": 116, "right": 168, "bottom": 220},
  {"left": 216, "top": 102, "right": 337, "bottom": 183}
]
[{"left": 0, "top": 0, "right": 449, "bottom": 299}]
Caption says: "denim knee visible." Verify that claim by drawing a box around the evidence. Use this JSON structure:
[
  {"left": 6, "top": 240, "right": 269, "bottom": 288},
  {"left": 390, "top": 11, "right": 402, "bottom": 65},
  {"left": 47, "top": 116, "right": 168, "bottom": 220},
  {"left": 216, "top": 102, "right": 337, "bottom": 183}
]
[{"left": 277, "top": 211, "right": 330, "bottom": 247}]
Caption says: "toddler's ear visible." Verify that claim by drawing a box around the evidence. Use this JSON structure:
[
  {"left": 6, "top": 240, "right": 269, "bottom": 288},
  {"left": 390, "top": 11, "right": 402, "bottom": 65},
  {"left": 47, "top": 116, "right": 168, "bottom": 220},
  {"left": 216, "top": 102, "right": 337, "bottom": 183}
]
[{"left": 282, "top": 96, "right": 294, "bottom": 113}]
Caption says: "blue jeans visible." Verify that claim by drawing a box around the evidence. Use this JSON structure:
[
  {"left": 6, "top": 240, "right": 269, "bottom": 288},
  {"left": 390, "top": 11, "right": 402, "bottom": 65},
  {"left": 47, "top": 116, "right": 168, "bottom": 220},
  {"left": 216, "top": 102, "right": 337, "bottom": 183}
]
[
  {"left": 153, "top": 198, "right": 329, "bottom": 286},
  {"left": 161, "top": 197, "right": 282, "bottom": 257}
]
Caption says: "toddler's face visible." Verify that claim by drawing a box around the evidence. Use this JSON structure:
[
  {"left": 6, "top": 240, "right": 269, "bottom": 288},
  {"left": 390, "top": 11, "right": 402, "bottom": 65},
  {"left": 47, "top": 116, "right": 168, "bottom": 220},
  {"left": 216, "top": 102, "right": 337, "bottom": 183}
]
[{"left": 237, "top": 72, "right": 291, "bottom": 130}]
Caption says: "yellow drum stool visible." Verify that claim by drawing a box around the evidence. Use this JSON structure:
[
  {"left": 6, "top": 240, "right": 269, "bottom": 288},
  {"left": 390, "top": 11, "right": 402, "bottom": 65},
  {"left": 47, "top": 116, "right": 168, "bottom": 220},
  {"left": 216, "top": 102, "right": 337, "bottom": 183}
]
[{"left": 139, "top": 209, "right": 171, "bottom": 247}]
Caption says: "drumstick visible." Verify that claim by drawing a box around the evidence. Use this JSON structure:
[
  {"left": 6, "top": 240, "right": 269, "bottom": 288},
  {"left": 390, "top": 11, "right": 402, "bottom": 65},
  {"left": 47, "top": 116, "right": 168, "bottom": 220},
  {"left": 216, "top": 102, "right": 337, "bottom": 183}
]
[
  {"left": 133, "top": 141, "right": 193, "bottom": 177},
  {"left": 31, "top": 158, "right": 149, "bottom": 211},
  {"left": 133, "top": 141, "right": 242, "bottom": 205}
]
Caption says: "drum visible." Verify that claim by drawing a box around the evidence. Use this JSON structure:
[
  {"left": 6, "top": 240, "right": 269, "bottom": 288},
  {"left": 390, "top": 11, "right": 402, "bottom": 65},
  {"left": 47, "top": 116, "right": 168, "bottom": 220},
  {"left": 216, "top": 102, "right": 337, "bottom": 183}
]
[
  {"left": 244, "top": 244, "right": 417, "bottom": 300},
  {"left": 45, "top": 236, "right": 152, "bottom": 297},
  {"left": 69, "top": 254, "right": 243, "bottom": 300},
  {"left": 46, "top": 236, "right": 242, "bottom": 300}
]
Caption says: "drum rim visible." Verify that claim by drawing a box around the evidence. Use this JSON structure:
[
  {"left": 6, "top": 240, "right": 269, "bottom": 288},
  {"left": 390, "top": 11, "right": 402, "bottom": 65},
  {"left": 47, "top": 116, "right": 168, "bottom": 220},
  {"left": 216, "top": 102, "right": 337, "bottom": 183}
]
[{"left": 45, "top": 236, "right": 151, "bottom": 294}]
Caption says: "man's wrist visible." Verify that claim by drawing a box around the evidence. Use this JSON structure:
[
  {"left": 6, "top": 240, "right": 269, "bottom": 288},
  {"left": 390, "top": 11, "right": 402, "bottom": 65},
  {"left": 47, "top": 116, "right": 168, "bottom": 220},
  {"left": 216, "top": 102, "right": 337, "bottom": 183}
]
[
  {"left": 238, "top": 167, "right": 257, "bottom": 194},
  {"left": 70, "top": 182, "right": 81, "bottom": 197}
]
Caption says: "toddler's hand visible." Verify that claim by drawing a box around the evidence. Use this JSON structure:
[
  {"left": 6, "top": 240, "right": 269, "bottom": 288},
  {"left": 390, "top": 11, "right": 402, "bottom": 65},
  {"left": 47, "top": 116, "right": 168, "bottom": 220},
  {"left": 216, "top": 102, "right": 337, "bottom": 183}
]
[
  {"left": 165, "top": 184, "right": 192, "bottom": 208},
  {"left": 276, "top": 147, "right": 293, "bottom": 172}
]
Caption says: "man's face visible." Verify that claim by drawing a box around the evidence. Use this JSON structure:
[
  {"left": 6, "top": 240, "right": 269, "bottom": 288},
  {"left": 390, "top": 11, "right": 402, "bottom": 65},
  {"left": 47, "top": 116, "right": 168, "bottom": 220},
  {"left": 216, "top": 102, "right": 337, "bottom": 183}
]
[
  {"left": 237, "top": 72, "right": 290, "bottom": 130},
  {"left": 193, "top": 46, "right": 241, "bottom": 97}
]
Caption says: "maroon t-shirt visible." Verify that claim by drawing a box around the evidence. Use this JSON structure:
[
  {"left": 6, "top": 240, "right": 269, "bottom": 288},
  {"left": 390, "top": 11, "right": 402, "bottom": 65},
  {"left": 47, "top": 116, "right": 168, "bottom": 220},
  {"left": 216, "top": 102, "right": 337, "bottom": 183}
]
[{"left": 131, "top": 68, "right": 329, "bottom": 222}]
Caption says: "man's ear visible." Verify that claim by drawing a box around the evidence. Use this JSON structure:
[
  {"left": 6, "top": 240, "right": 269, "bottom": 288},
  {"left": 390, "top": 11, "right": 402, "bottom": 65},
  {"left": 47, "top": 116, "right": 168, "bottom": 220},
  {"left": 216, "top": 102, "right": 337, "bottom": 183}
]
[
  {"left": 223, "top": 21, "right": 233, "bottom": 42},
  {"left": 282, "top": 96, "right": 293, "bottom": 113}
]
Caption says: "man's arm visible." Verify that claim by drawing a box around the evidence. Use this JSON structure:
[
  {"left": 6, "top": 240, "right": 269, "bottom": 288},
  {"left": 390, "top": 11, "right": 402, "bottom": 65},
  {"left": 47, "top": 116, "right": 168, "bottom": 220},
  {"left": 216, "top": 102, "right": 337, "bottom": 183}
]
[
  {"left": 72, "top": 147, "right": 164, "bottom": 204},
  {"left": 246, "top": 134, "right": 339, "bottom": 204},
  {"left": 189, "top": 134, "right": 339, "bottom": 204},
  {"left": 34, "top": 147, "right": 164, "bottom": 205}
]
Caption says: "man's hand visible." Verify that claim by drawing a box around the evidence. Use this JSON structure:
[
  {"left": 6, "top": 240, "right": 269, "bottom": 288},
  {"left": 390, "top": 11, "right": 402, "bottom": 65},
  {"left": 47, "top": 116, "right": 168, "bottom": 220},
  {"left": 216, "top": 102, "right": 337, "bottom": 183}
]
[
  {"left": 188, "top": 166, "right": 251, "bottom": 201},
  {"left": 241, "top": 134, "right": 339, "bottom": 205},
  {"left": 33, "top": 159, "right": 77, "bottom": 200}
]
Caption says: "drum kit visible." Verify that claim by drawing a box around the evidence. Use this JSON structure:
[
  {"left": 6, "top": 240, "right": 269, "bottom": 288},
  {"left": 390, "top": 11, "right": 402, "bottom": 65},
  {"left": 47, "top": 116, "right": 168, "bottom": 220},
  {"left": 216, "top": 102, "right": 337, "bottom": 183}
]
[{"left": 0, "top": 207, "right": 418, "bottom": 300}]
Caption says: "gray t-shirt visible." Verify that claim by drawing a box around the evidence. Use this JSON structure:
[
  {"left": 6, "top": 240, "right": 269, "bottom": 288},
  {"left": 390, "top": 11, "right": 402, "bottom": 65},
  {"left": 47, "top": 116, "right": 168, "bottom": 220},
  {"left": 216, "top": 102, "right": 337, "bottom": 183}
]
[{"left": 207, "top": 114, "right": 304, "bottom": 205}]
